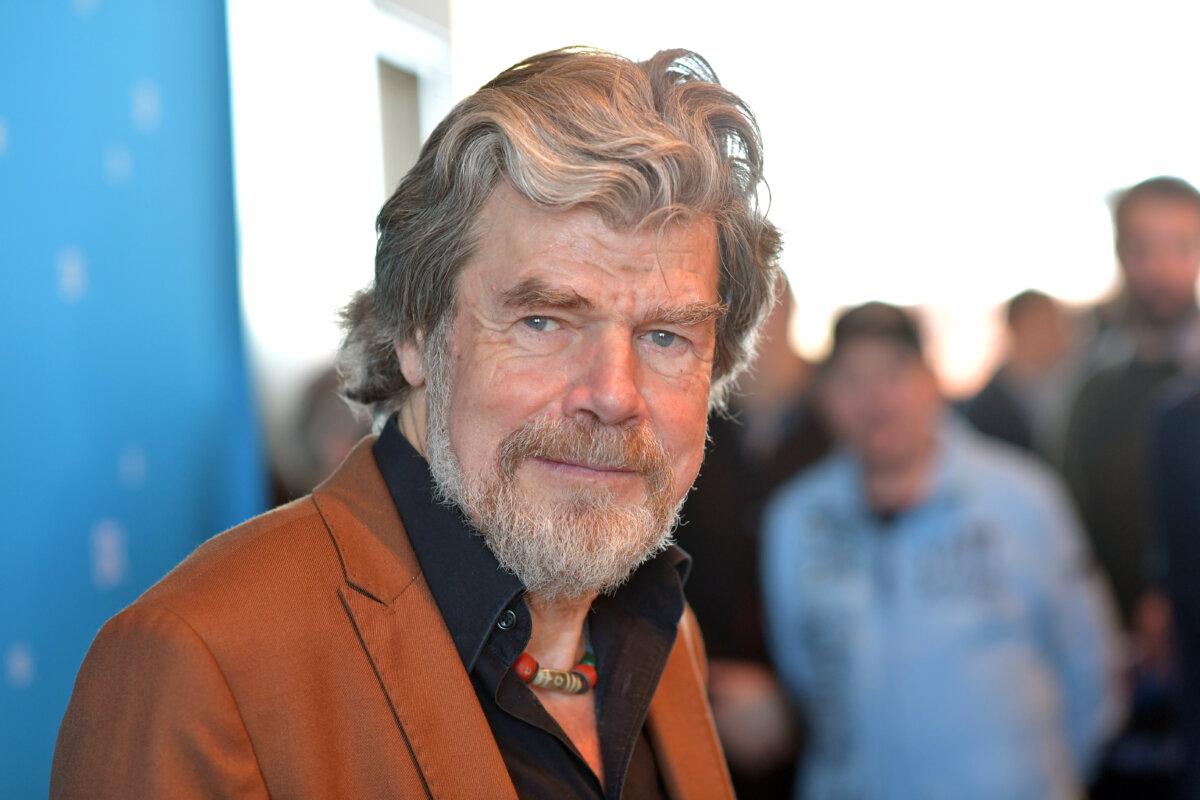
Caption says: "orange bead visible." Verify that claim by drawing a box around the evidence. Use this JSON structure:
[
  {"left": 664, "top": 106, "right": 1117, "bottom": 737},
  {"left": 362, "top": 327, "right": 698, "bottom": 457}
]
[{"left": 513, "top": 652, "right": 539, "bottom": 683}]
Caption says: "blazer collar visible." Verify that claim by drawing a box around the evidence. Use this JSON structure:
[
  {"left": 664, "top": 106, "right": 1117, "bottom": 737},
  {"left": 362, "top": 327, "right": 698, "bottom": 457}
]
[
  {"left": 647, "top": 608, "right": 736, "bottom": 800},
  {"left": 372, "top": 420, "right": 525, "bottom": 671},
  {"left": 311, "top": 436, "right": 733, "bottom": 799},
  {"left": 311, "top": 437, "right": 519, "bottom": 800}
]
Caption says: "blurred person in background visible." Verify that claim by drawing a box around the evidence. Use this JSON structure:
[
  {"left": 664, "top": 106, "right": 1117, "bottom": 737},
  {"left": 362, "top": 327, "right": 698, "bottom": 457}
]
[
  {"left": 762, "top": 302, "right": 1125, "bottom": 800},
  {"left": 1150, "top": 377, "right": 1200, "bottom": 800},
  {"left": 1082, "top": 176, "right": 1200, "bottom": 374},
  {"left": 962, "top": 289, "right": 1076, "bottom": 459},
  {"left": 1060, "top": 176, "right": 1200, "bottom": 795},
  {"left": 1063, "top": 175, "right": 1200, "bottom": 627},
  {"left": 51, "top": 47, "right": 781, "bottom": 799},
  {"left": 271, "top": 365, "right": 372, "bottom": 503},
  {"left": 682, "top": 278, "right": 831, "bottom": 797}
]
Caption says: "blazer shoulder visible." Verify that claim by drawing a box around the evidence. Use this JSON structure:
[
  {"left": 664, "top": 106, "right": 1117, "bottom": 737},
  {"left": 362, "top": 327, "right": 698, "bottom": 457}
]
[
  {"left": 52, "top": 599, "right": 272, "bottom": 799},
  {"left": 135, "top": 495, "right": 341, "bottom": 628}
]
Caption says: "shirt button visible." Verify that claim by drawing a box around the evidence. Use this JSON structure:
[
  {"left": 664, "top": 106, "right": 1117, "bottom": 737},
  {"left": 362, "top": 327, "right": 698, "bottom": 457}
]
[{"left": 497, "top": 609, "right": 517, "bottom": 630}]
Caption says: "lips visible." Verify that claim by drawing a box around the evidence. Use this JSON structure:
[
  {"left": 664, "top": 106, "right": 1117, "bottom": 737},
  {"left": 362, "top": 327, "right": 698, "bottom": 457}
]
[
  {"left": 531, "top": 456, "right": 638, "bottom": 475},
  {"left": 496, "top": 416, "right": 673, "bottom": 498}
]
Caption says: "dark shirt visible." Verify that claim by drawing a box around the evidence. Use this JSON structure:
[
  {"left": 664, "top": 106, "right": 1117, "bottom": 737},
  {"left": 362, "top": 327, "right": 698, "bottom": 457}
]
[
  {"left": 962, "top": 369, "right": 1035, "bottom": 453},
  {"left": 1151, "top": 380, "right": 1200, "bottom": 798},
  {"left": 373, "top": 419, "right": 686, "bottom": 799},
  {"left": 676, "top": 400, "right": 828, "bottom": 800},
  {"left": 1061, "top": 359, "right": 1179, "bottom": 625},
  {"left": 679, "top": 400, "right": 830, "bottom": 662}
]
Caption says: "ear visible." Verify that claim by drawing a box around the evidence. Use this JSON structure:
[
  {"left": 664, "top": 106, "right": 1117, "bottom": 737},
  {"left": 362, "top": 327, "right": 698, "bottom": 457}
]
[{"left": 396, "top": 338, "right": 426, "bottom": 388}]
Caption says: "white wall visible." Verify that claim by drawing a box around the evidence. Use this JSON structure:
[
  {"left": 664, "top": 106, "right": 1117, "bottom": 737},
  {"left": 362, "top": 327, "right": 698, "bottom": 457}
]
[
  {"left": 225, "top": 0, "right": 450, "bottom": 476},
  {"left": 227, "top": 0, "right": 1200, "bottom": 413},
  {"left": 449, "top": 0, "right": 1200, "bottom": 392}
]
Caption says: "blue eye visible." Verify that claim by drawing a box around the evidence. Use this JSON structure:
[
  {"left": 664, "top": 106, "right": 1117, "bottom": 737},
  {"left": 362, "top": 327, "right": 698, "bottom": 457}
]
[
  {"left": 523, "top": 316, "right": 549, "bottom": 331},
  {"left": 649, "top": 330, "right": 677, "bottom": 348}
]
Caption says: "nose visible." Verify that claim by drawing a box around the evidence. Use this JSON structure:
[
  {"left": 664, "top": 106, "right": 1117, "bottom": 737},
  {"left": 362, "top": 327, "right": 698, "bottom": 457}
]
[{"left": 562, "top": 330, "right": 648, "bottom": 427}]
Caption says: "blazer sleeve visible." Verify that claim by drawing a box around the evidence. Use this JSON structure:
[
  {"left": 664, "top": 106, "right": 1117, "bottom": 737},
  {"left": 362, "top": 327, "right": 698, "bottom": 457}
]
[{"left": 51, "top": 603, "right": 270, "bottom": 799}]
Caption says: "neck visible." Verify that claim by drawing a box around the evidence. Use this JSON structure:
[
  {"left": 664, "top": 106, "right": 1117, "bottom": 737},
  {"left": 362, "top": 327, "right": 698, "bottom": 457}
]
[
  {"left": 1123, "top": 291, "right": 1199, "bottom": 331},
  {"left": 1003, "top": 351, "right": 1048, "bottom": 383},
  {"left": 862, "top": 437, "right": 936, "bottom": 514},
  {"left": 396, "top": 391, "right": 430, "bottom": 458},
  {"left": 524, "top": 591, "right": 598, "bottom": 670}
]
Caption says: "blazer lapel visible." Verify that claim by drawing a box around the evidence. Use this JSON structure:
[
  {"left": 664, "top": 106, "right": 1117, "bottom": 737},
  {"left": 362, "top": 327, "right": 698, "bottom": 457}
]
[
  {"left": 314, "top": 440, "right": 518, "bottom": 800},
  {"left": 314, "top": 440, "right": 733, "bottom": 799},
  {"left": 647, "top": 610, "right": 735, "bottom": 800}
]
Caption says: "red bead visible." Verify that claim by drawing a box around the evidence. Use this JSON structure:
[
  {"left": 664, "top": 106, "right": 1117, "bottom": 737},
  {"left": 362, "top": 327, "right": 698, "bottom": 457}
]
[
  {"left": 513, "top": 652, "right": 539, "bottom": 683},
  {"left": 573, "top": 664, "right": 598, "bottom": 689}
]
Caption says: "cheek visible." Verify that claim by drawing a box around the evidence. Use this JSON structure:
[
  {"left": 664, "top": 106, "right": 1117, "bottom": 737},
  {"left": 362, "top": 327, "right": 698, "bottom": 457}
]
[
  {"left": 445, "top": 396, "right": 493, "bottom": 475},
  {"left": 675, "top": 425, "right": 708, "bottom": 482},
  {"left": 649, "top": 386, "right": 711, "bottom": 481},
  {"left": 443, "top": 358, "right": 509, "bottom": 473},
  {"left": 446, "top": 349, "right": 571, "bottom": 463},
  {"left": 823, "top": 390, "right": 861, "bottom": 437},
  {"left": 1170, "top": 257, "right": 1200, "bottom": 284}
]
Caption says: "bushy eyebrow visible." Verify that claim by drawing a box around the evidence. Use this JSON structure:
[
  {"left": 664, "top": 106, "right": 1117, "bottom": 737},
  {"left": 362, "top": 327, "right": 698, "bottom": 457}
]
[
  {"left": 649, "top": 301, "right": 728, "bottom": 328},
  {"left": 501, "top": 276, "right": 726, "bottom": 327},
  {"left": 501, "top": 277, "right": 594, "bottom": 311}
]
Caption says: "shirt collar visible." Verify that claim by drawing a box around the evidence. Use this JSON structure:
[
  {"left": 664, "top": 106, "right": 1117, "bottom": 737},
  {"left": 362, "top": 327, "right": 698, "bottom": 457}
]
[
  {"left": 372, "top": 417, "right": 691, "bottom": 670},
  {"left": 822, "top": 412, "right": 972, "bottom": 521},
  {"left": 373, "top": 419, "right": 524, "bottom": 671}
]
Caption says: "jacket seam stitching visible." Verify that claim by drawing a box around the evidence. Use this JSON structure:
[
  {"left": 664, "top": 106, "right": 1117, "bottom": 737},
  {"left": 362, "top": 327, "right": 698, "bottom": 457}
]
[{"left": 144, "top": 603, "right": 271, "bottom": 795}]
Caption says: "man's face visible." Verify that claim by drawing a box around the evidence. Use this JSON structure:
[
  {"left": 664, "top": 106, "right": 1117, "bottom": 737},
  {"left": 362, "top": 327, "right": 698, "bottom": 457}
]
[
  {"left": 408, "top": 185, "right": 721, "bottom": 600},
  {"left": 1117, "top": 197, "right": 1200, "bottom": 323},
  {"left": 1010, "top": 300, "right": 1071, "bottom": 373},
  {"left": 820, "top": 339, "right": 940, "bottom": 468}
]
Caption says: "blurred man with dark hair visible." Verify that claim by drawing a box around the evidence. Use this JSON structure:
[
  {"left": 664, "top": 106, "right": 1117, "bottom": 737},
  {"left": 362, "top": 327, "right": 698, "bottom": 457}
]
[
  {"left": 1110, "top": 176, "right": 1200, "bottom": 350},
  {"left": 963, "top": 289, "right": 1075, "bottom": 457},
  {"left": 1061, "top": 174, "right": 1200, "bottom": 798},
  {"left": 762, "top": 302, "right": 1124, "bottom": 800},
  {"left": 1063, "top": 175, "right": 1200, "bottom": 625}
]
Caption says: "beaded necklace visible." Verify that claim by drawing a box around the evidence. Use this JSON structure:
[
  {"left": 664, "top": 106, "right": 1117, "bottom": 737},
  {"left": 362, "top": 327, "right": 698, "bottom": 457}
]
[{"left": 512, "top": 633, "right": 598, "bottom": 695}]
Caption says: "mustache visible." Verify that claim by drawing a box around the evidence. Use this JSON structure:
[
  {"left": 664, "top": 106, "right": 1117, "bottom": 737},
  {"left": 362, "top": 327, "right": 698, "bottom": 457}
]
[{"left": 496, "top": 417, "right": 673, "bottom": 496}]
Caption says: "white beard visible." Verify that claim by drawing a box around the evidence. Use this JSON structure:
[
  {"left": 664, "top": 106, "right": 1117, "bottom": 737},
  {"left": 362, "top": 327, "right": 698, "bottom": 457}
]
[{"left": 421, "top": 323, "right": 682, "bottom": 602}]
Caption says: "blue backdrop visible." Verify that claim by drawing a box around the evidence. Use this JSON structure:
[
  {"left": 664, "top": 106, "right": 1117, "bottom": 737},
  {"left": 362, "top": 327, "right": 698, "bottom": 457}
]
[{"left": 0, "top": 3, "right": 266, "bottom": 795}]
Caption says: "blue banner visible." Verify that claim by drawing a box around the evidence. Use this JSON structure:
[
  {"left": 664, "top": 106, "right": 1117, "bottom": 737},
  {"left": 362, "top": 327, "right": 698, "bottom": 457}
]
[{"left": 0, "top": 3, "right": 266, "bottom": 795}]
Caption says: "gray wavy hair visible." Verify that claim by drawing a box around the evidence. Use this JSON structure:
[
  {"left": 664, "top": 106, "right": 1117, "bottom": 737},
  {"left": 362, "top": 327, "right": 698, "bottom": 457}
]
[{"left": 338, "top": 46, "right": 782, "bottom": 420}]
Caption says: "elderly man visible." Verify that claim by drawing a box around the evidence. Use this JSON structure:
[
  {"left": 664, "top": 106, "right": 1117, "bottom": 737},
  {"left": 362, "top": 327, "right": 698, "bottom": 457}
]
[
  {"left": 51, "top": 48, "right": 780, "bottom": 799},
  {"left": 761, "top": 303, "right": 1126, "bottom": 800}
]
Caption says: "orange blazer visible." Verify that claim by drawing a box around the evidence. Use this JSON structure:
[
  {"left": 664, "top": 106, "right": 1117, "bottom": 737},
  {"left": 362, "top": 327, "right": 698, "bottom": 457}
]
[{"left": 51, "top": 438, "right": 734, "bottom": 799}]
